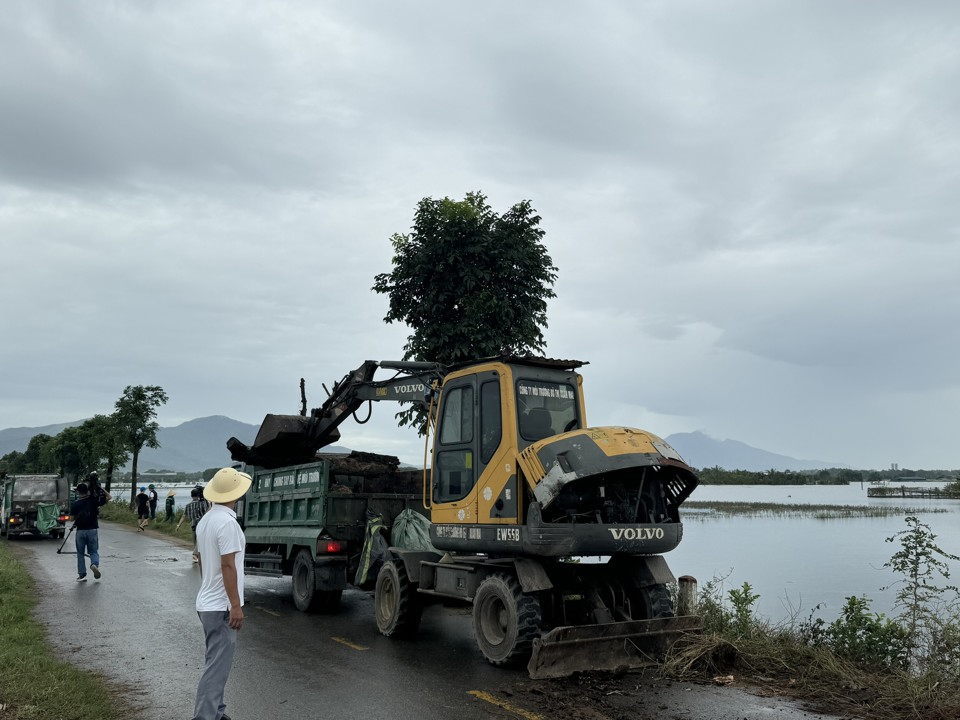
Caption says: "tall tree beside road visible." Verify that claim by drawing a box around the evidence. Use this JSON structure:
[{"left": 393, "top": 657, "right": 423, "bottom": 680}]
[
  {"left": 373, "top": 191, "right": 557, "bottom": 430},
  {"left": 114, "top": 385, "right": 168, "bottom": 506},
  {"left": 44, "top": 426, "right": 88, "bottom": 480},
  {"left": 87, "top": 414, "right": 130, "bottom": 492}
]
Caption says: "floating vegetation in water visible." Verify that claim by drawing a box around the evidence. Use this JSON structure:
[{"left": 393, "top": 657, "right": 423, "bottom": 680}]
[{"left": 682, "top": 500, "right": 949, "bottom": 519}]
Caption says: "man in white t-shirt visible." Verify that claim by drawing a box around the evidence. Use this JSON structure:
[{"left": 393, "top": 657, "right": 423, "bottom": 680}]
[{"left": 192, "top": 467, "right": 251, "bottom": 720}]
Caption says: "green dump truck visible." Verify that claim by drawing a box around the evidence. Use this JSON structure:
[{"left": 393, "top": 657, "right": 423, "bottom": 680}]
[
  {"left": 237, "top": 451, "right": 425, "bottom": 613},
  {"left": 1, "top": 474, "right": 71, "bottom": 539}
]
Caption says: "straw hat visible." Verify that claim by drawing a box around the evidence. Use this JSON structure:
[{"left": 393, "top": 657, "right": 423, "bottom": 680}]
[
  {"left": 167, "top": 489, "right": 176, "bottom": 497},
  {"left": 203, "top": 468, "right": 252, "bottom": 504}
]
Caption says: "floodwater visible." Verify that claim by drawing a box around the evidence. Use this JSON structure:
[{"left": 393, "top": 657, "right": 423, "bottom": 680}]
[
  {"left": 128, "top": 481, "right": 960, "bottom": 624},
  {"left": 669, "top": 482, "right": 960, "bottom": 624}
]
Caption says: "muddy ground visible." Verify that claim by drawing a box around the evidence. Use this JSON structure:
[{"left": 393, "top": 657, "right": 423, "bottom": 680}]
[{"left": 503, "top": 669, "right": 854, "bottom": 720}]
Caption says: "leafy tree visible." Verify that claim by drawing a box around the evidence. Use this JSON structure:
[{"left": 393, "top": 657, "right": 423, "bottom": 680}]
[
  {"left": 373, "top": 191, "right": 557, "bottom": 429},
  {"left": 113, "top": 385, "right": 169, "bottom": 506},
  {"left": 0, "top": 451, "right": 25, "bottom": 475},
  {"left": 40, "top": 416, "right": 129, "bottom": 489},
  {"left": 86, "top": 413, "right": 130, "bottom": 492},
  {"left": 45, "top": 426, "right": 87, "bottom": 480},
  {"left": 20, "top": 434, "right": 56, "bottom": 473}
]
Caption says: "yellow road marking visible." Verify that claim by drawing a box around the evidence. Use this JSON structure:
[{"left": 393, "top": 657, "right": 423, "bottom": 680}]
[
  {"left": 255, "top": 606, "right": 281, "bottom": 617},
  {"left": 331, "top": 636, "right": 368, "bottom": 651},
  {"left": 468, "top": 690, "right": 542, "bottom": 720}
]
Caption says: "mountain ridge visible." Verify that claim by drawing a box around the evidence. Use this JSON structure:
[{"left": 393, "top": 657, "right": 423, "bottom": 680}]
[{"left": 0, "top": 418, "right": 844, "bottom": 472}]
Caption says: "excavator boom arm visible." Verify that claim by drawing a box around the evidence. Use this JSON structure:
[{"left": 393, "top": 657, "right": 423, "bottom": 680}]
[{"left": 227, "top": 360, "right": 445, "bottom": 468}]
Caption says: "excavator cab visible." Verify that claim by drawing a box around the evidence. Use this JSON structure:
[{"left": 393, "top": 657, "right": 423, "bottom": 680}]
[{"left": 427, "top": 357, "right": 587, "bottom": 528}]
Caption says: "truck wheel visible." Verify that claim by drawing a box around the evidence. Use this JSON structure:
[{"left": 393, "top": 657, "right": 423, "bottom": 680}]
[
  {"left": 473, "top": 573, "right": 541, "bottom": 667},
  {"left": 375, "top": 560, "right": 422, "bottom": 637},
  {"left": 292, "top": 548, "right": 322, "bottom": 613}
]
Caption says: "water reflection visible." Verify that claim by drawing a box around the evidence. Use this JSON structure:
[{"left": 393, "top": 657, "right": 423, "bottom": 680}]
[{"left": 671, "top": 483, "right": 960, "bottom": 623}]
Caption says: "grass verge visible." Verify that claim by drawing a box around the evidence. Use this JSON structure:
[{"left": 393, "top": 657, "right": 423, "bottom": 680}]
[
  {"left": 664, "top": 618, "right": 960, "bottom": 720},
  {"left": 0, "top": 544, "right": 125, "bottom": 720},
  {"left": 666, "top": 545, "right": 960, "bottom": 720}
]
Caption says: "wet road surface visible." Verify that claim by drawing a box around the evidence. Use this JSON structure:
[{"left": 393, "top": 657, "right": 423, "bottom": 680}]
[{"left": 10, "top": 523, "right": 843, "bottom": 719}]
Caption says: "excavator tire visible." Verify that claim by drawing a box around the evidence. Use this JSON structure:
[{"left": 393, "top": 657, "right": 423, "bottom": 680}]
[
  {"left": 630, "top": 583, "right": 674, "bottom": 620},
  {"left": 375, "top": 559, "right": 422, "bottom": 637},
  {"left": 473, "top": 573, "right": 542, "bottom": 667}
]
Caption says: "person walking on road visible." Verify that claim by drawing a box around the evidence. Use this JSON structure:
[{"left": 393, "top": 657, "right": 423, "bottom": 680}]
[
  {"left": 70, "top": 479, "right": 111, "bottom": 582},
  {"left": 192, "top": 467, "right": 251, "bottom": 720},
  {"left": 147, "top": 484, "right": 159, "bottom": 520},
  {"left": 165, "top": 489, "right": 176, "bottom": 523},
  {"left": 136, "top": 486, "right": 150, "bottom": 530},
  {"left": 177, "top": 487, "right": 210, "bottom": 562}
]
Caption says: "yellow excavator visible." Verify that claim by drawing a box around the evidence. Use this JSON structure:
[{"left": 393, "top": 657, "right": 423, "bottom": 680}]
[{"left": 228, "top": 356, "right": 700, "bottom": 678}]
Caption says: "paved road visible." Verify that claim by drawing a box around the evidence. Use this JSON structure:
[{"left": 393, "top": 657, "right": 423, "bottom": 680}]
[{"left": 10, "top": 523, "right": 842, "bottom": 720}]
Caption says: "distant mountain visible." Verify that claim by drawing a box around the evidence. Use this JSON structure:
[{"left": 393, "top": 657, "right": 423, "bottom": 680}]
[
  {"left": 0, "top": 421, "right": 86, "bottom": 456},
  {"left": 665, "top": 431, "right": 845, "bottom": 472},
  {"left": 135, "top": 416, "right": 261, "bottom": 472},
  {"left": 0, "top": 416, "right": 350, "bottom": 473},
  {"left": 2, "top": 420, "right": 843, "bottom": 473}
]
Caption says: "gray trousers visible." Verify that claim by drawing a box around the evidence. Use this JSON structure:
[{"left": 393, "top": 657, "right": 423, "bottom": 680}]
[{"left": 193, "top": 610, "right": 237, "bottom": 720}]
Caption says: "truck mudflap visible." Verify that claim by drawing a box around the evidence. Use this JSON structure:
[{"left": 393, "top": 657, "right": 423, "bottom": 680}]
[{"left": 527, "top": 615, "right": 703, "bottom": 679}]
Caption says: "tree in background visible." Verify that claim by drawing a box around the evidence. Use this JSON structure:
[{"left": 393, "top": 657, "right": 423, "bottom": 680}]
[
  {"left": 86, "top": 413, "right": 130, "bottom": 492},
  {"left": 114, "top": 385, "right": 168, "bottom": 506},
  {"left": 44, "top": 426, "right": 87, "bottom": 480},
  {"left": 0, "top": 451, "right": 25, "bottom": 476},
  {"left": 373, "top": 191, "right": 557, "bottom": 430},
  {"left": 20, "top": 434, "right": 56, "bottom": 473}
]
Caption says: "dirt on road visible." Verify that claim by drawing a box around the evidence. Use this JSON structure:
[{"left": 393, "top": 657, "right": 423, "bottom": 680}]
[{"left": 501, "top": 669, "right": 849, "bottom": 720}]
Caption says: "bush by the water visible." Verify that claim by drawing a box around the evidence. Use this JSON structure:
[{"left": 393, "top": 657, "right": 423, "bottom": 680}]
[{"left": 666, "top": 516, "right": 960, "bottom": 720}]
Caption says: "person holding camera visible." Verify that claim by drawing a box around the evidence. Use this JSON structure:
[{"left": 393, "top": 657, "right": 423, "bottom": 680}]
[{"left": 71, "top": 473, "right": 111, "bottom": 582}]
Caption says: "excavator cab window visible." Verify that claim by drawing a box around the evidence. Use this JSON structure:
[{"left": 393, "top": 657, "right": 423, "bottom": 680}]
[
  {"left": 479, "top": 378, "right": 501, "bottom": 464},
  {"left": 434, "top": 384, "right": 475, "bottom": 503},
  {"left": 517, "top": 379, "right": 578, "bottom": 442}
]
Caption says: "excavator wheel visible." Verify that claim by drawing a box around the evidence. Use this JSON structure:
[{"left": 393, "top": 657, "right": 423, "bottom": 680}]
[
  {"left": 473, "top": 573, "right": 542, "bottom": 667},
  {"left": 375, "top": 559, "right": 422, "bottom": 637},
  {"left": 629, "top": 583, "right": 674, "bottom": 620}
]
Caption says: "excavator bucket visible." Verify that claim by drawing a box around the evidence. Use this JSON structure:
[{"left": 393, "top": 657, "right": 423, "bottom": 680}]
[
  {"left": 527, "top": 615, "right": 703, "bottom": 680},
  {"left": 228, "top": 414, "right": 342, "bottom": 469}
]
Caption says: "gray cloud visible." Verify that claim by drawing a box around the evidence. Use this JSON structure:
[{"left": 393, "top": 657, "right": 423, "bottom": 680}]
[{"left": 1, "top": 0, "right": 958, "bottom": 470}]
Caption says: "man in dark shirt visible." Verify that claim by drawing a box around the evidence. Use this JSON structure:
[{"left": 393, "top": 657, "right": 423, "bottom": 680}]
[
  {"left": 136, "top": 487, "right": 150, "bottom": 530},
  {"left": 70, "top": 480, "right": 111, "bottom": 582},
  {"left": 147, "top": 484, "right": 159, "bottom": 520}
]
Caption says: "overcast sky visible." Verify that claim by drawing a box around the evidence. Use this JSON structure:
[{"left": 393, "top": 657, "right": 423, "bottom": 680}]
[{"left": 2, "top": 1, "right": 958, "bottom": 470}]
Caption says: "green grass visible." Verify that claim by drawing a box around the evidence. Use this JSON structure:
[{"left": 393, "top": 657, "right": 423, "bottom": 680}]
[{"left": 0, "top": 545, "right": 126, "bottom": 720}]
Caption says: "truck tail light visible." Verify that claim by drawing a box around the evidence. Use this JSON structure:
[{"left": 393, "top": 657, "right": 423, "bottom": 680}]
[
  {"left": 59, "top": 515, "right": 71, "bottom": 523},
  {"left": 319, "top": 540, "right": 344, "bottom": 554}
]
